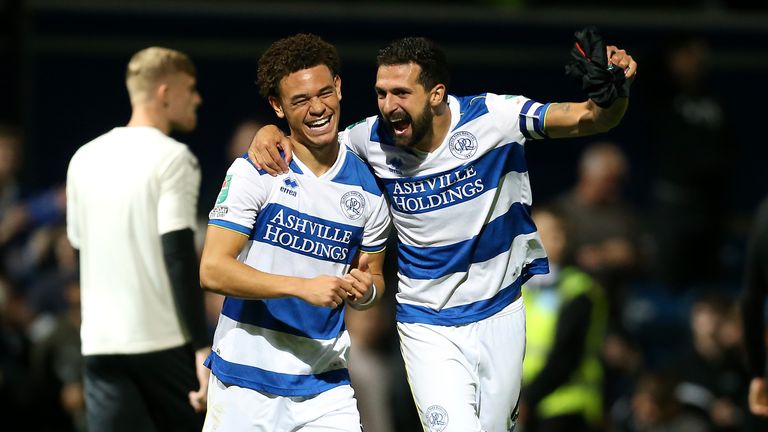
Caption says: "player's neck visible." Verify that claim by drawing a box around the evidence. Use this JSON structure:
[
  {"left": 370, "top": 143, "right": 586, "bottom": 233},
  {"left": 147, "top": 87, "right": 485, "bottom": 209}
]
[
  {"left": 290, "top": 136, "right": 340, "bottom": 177},
  {"left": 127, "top": 104, "right": 170, "bottom": 135}
]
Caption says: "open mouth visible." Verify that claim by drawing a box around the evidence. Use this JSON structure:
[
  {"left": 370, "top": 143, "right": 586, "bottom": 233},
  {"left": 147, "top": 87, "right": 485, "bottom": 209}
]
[
  {"left": 388, "top": 114, "right": 411, "bottom": 136},
  {"left": 307, "top": 116, "right": 332, "bottom": 130}
]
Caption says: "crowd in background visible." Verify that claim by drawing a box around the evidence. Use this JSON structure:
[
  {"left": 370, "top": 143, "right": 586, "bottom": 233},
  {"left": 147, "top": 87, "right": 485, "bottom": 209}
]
[{"left": 1, "top": 14, "right": 768, "bottom": 432}]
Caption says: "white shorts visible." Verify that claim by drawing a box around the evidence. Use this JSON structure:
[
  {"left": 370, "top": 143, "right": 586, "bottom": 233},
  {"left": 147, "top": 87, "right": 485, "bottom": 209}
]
[
  {"left": 203, "top": 375, "right": 361, "bottom": 432},
  {"left": 397, "top": 296, "right": 526, "bottom": 432}
]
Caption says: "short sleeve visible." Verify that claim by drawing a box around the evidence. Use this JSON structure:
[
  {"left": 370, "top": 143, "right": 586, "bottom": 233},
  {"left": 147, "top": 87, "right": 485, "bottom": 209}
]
[
  {"left": 207, "top": 158, "right": 268, "bottom": 236},
  {"left": 341, "top": 123, "right": 369, "bottom": 161},
  {"left": 486, "top": 93, "right": 551, "bottom": 142},
  {"left": 157, "top": 148, "right": 201, "bottom": 235},
  {"left": 361, "top": 193, "right": 391, "bottom": 253},
  {"left": 65, "top": 156, "right": 80, "bottom": 249}
]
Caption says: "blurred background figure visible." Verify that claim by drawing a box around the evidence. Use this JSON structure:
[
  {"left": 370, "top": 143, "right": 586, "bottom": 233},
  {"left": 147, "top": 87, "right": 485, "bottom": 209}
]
[
  {"left": 673, "top": 293, "right": 749, "bottom": 431},
  {"left": 550, "top": 141, "right": 645, "bottom": 419},
  {"left": 0, "top": 124, "right": 23, "bottom": 245},
  {"left": 520, "top": 208, "right": 608, "bottom": 432},
  {"left": 346, "top": 234, "right": 420, "bottom": 432},
  {"left": 0, "top": 273, "right": 35, "bottom": 423},
  {"left": 551, "top": 141, "right": 642, "bottom": 331},
  {"left": 199, "top": 118, "right": 265, "bottom": 217},
  {"left": 226, "top": 119, "right": 265, "bottom": 162},
  {"left": 648, "top": 35, "right": 733, "bottom": 292},
  {"left": 346, "top": 303, "right": 396, "bottom": 432},
  {"left": 617, "top": 373, "right": 711, "bottom": 432},
  {"left": 740, "top": 195, "right": 768, "bottom": 418},
  {"left": 30, "top": 277, "right": 85, "bottom": 432}
]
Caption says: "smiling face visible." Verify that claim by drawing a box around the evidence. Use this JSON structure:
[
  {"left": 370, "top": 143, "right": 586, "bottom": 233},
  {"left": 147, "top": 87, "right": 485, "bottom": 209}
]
[
  {"left": 375, "top": 63, "right": 435, "bottom": 149},
  {"left": 269, "top": 64, "right": 341, "bottom": 150}
]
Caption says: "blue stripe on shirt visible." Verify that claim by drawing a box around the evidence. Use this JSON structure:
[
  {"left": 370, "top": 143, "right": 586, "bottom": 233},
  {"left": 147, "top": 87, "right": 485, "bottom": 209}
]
[
  {"left": 453, "top": 94, "right": 489, "bottom": 131},
  {"left": 209, "top": 219, "right": 252, "bottom": 236},
  {"left": 221, "top": 297, "right": 345, "bottom": 340},
  {"left": 252, "top": 204, "right": 363, "bottom": 265},
  {"left": 205, "top": 351, "right": 350, "bottom": 397},
  {"left": 397, "top": 202, "right": 536, "bottom": 280},
  {"left": 380, "top": 143, "right": 526, "bottom": 215},
  {"left": 395, "top": 257, "right": 549, "bottom": 325},
  {"left": 331, "top": 149, "right": 384, "bottom": 197},
  {"left": 533, "top": 103, "right": 549, "bottom": 138}
]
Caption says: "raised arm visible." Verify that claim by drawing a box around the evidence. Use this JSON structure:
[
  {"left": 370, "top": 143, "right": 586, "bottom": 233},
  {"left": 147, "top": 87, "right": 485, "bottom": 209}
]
[
  {"left": 247, "top": 125, "right": 294, "bottom": 175},
  {"left": 546, "top": 28, "right": 637, "bottom": 138},
  {"left": 200, "top": 226, "right": 353, "bottom": 308}
]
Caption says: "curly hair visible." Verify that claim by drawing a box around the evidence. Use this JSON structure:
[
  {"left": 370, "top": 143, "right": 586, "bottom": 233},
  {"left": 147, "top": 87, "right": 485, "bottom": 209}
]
[
  {"left": 257, "top": 34, "right": 340, "bottom": 98},
  {"left": 376, "top": 37, "right": 450, "bottom": 93}
]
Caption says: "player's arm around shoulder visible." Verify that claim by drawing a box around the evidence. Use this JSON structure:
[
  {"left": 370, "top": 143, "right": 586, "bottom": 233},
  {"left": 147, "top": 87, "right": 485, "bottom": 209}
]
[{"left": 546, "top": 46, "right": 637, "bottom": 138}]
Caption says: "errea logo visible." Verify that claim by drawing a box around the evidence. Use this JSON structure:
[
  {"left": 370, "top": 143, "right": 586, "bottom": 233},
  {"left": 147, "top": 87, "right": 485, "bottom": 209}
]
[
  {"left": 387, "top": 157, "right": 404, "bottom": 175},
  {"left": 280, "top": 176, "right": 298, "bottom": 197}
]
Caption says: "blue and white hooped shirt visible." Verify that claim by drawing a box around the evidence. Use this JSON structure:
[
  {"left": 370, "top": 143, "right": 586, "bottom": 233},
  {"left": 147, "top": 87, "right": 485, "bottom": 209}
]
[
  {"left": 342, "top": 93, "right": 550, "bottom": 326},
  {"left": 205, "top": 141, "right": 390, "bottom": 397}
]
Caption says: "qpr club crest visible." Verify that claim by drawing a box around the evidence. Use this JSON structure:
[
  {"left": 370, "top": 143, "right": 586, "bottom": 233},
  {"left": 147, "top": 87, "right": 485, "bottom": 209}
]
[
  {"left": 425, "top": 405, "right": 449, "bottom": 432},
  {"left": 448, "top": 131, "right": 478, "bottom": 159},
  {"left": 340, "top": 191, "right": 365, "bottom": 220}
]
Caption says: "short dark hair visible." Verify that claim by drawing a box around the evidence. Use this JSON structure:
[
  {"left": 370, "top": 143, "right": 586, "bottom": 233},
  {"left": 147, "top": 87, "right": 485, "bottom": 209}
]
[
  {"left": 257, "top": 33, "right": 340, "bottom": 98},
  {"left": 376, "top": 37, "right": 450, "bottom": 92}
]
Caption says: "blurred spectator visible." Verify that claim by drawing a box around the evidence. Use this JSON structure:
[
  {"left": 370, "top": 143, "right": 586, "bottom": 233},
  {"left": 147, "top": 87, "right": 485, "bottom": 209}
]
[
  {"left": 617, "top": 373, "right": 711, "bottom": 432},
  {"left": 30, "top": 277, "right": 85, "bottom": 432},
  {"left": 551, "top": 141, "right": 642, "bottom": 328},
  {"left": 520, "top": 208, "right": 608, "bottom": 431},
  {"left": 346, "top": 302, "right": 397, "bottom": 432},
  {"left": 740, "top": 195, "right": 768, "bottom": 417},
  {"left": 200, "top": 118, "right": 266, "bottom": 214},
  {"left": 648, "top": 35, "right": 733, "bottom": 291},
  {"left": 0, "top": 124, "right": 26, "bottom": 252},
  {"left": 0, "top": 274, "right": 35, "bottom": 423},
  {"left": 673, "top": 293, "right": 749, "bottom": 431},
  {"left": 226, "top": 118, "right": 265, "bottom": 163}
]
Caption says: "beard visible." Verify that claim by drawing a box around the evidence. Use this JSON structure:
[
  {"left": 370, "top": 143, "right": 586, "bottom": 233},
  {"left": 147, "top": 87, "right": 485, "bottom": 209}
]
[{"left": 384, "top": 102, "right": 433, "bottom": 149}]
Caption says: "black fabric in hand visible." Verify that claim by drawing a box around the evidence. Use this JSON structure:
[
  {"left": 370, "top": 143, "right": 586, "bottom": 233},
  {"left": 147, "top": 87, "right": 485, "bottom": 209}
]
[{"left": 564, "top": 26, "right": 629, "bottom": 108}]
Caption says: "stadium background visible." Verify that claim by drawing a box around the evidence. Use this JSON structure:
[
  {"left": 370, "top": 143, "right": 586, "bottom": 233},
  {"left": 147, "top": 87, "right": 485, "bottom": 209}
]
[{"left": 1, "top": 0, "right": 768, "bottom": 430}]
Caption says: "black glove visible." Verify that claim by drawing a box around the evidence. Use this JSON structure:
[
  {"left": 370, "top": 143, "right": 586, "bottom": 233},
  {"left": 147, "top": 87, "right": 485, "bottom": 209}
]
[{"left": 564, "top": 26, "right": 630, "bottom": 108}]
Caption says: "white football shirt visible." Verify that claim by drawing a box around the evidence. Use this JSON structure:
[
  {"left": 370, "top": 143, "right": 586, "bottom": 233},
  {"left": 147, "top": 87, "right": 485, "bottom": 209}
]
[{"left": 66, "top": 126, "right": 200, "bottom": 355}]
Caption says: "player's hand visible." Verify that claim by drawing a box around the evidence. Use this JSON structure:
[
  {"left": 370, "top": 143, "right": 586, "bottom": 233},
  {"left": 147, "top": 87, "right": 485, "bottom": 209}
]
[
  {"left": 606, "top": 45, "right": 637, "bottom": 80},
  {"left": 188, "top": 346, "right": 211, "bottom": 413},
  {"left": 345, "top": 253, "right": 374, "bottom": 306},
  {"left": 247, "top": 125, "right": 293, "bottom": 175},
  {"left": 300, "top": 275, "right": 354, "bottom": 308},
  {"left": 565, "top": 26, "right": 634, "bottom": 108},
  {"left": 749, "top": 377, "right": 768, "bottom": 417}
]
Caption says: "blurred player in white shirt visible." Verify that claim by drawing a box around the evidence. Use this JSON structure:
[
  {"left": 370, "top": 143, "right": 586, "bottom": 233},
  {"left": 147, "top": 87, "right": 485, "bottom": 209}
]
[{"left": 66, "top": 46, "right": 209, "bottom": 431}]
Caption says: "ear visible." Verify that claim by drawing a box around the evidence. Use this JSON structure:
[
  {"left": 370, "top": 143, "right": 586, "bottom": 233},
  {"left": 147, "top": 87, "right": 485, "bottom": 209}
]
[
  {"left": 430, "top": 83, "right": 446, "bottom": 107},
  {"left": 334, "top": 75, "right": 342, "bottom": 102},
  {"left": 268, "top": 96, "right": 285, "bottom": 119},
  {"left": 157, "top": 83, "right": 170, "bottom": 108}
]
